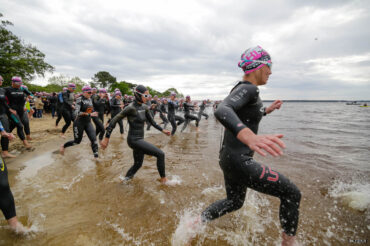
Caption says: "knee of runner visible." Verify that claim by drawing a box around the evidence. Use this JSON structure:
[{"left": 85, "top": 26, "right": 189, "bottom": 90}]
[
  {"left": 157, "top": 150, "right": 165, "bottom": 159},
  {"left": 284, "top": 185, "right": 301, "bottom": 206}
]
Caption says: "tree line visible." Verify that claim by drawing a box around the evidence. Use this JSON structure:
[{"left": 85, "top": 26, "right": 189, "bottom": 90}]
[{"left": 0, "top": 13, "right": 183, "bottom": 97}]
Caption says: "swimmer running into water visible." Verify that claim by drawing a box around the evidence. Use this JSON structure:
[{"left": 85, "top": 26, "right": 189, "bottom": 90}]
[
  {"left": 60, "top": 86, "right": 99, "bottom": 158},
  {"left": 101, "top": 85, "right": 171, "bottom": 184},
  {"left": 184, "top": 46, "right": 301, "bottom": 246},
  {"left": 0, "top": 121, "right": 28, "bottom": 234}
]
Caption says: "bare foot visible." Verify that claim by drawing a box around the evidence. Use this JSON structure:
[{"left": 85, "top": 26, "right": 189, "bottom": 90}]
[
  {"left": 282, "top": 232, "right": 298, "bottom": 246},
  {"left": 8, "top": 217, "right": 29, "bottom": 235},
  {"left": 2, "top": 151, "right": 16, "bottom": 158},
  {"left": 60, "top": 133, "right": 66, "bottom": 139},
  {"left": 159, "top": 177, "right": 168, "bottom": 184},
  {"left": 26, "top": 135, "right": 32, "bottom": 141},
  {"left": 23, "top": 140, "right": 32, "bottom": 149},
  {"left": 59, "top": 145, "right": 65, "bottom": 155}
]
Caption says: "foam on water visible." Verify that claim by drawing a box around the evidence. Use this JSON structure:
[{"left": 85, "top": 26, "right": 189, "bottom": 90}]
[
  {"left": 165, "top": 175, "right": 182, "bottom": 186},
  {"left": 17, "top": 152, "right": 54, "bottom": 179},
  {"left": 329, "top": 180, "right": 370, "bottom": 211},
  {"left": 106, "top": 222, "right": 132, "bottom": 241}
]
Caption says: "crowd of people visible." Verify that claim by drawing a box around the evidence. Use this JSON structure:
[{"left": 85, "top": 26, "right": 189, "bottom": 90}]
[{"left": 0, "top": 46, "right": 301, "bottom": 246}]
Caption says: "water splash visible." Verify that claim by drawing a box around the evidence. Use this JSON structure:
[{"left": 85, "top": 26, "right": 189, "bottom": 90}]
[
  {"left": 166, "top": 175, "right": 182, "bottom": 186},
  {"left": 329, "top": 180, "right": 370, "bottom": 211},
  {"left": 171, "top": 208, "right": 205, "bottom": 246}
]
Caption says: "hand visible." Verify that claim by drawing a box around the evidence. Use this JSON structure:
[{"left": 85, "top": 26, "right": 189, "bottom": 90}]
[
  {"left": 9, "top": 109, "right": 17, "bottom": 115},
  {"left": 266, "top": 100, "right": 283, "bottom": 114},
  {"left": 100, "top": 137, "right": 109, "bottom": 149},
  {"left": 162, "top": 129, "right": 171, "bottom": 136},
  {"left": 237, "top": 128, "right": 285, "bottom": 157},
  {"left": 1, "top": 131, "right": 15, "bottom": 141},
  {"left": 7, "top": 133, "right": 15, "bottom": 141},
  {"left": 91, "top": 112, "right": 98, "bottom": 117},
  {"left": 72, "top": 105, "right": 75, "bottom": 109}
]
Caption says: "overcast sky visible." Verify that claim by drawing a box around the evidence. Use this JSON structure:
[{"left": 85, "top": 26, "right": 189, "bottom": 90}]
[{"left": 1, "top": 0, "right": 370, "bottom": 99}]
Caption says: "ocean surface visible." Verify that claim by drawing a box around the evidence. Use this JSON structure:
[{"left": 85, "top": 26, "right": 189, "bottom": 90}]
[{"left": 0, "top": 102, "right": 369, "bottom": 245}]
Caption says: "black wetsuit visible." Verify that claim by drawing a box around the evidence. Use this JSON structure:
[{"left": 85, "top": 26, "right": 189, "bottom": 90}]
[
  {"left": 181, "top": 102, "right": 199, "bottom": 132},
  {"left": 147, "top": 100, "right": 161, "bottom": 131},
  {"left": 0, "top": 122, "right": 16, "bottom": 220},
  {"left": 110, "top": 97, "right": 124, "bottom": 134},
  {"left": 4, "top": 86, "right": 31, "bottom": 141},
  {"left": 201, "top": 81, "right": 301, "bottom": 236},
  {"left": 91, "top": 94, "right": 105, "bottom": 141},
  {"left": 61, "top": 90, "right": 75, "bottom": 133},
  {"left": 55, "top": 92, "right": 63, "bottom": 126},
  {"left": 159, "top": 102, "right": 169, "bottom": 128},
  {"left": 0, "top": 87, "right": 12, "bottom": 151},
  {"left": 198, "top": 102, "right": 209, "bottom": 120},
  {"left": 49, "top": 95, "right": 57, "bottom": 118},
  {"left": 63, "top": 96, "right": 98, "bottom": 157},
  {"left": 105, "top": 100, "right": 166, "bottom": 178},
  {"left": 167, "top": 99, "right": 184, "bottom": 135}
]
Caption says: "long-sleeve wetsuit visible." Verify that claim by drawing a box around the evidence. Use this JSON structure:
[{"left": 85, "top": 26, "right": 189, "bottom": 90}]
[
  {"left": 167, "top": 99, "right": 184, "bottom": 135},
  {"left": 109, "top": 97, "right": 124, "bottom": 134},
  {"left": 63, "top": 96, "right": 98, "bottom": 157},
  {"left": 0, "top": 121, "right": 16, "bottom": 220},
  {"left": 61, "top": 90, "right": 75, "bottom": 133},
  {"left": 201, "top": 81, "right": 301, "bottom": 236},
  {"left": 4, "top": 86, "right": 31, "bottom": 141},
  {"left": 91, "top": 94, "right": 105, "bottom": 141},
  {"left": 197, "top": 102, "right": 209, "bottom": 120},
  {"left": 181, "top": 101, "right": 199, "bottom": 132},
  {"left": 105, "top": 100, "right": 166, "bottom": 178}
]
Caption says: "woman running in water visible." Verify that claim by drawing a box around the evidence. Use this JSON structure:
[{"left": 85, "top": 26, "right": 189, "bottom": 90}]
[
  {"left": 4, "top": 76, "right": 32, "bottom": 149},
  {"left": 0, "top": 120, "right": 28, "bottom": 233},
  {"left": 101, "top": 85, "right": 171, "bottom": 184},
  {"left": 167, "top": 92, "right": 184, "bottom": 135},
  {"left": 60, "top": 86, "right": 99, "bottom": 158},
  {"left": 188, "top": 46, "right": 301, "bottom": 246},
  {"left": 181, "top": 95, "right": 199, "bottom": 132},
  {"left": 109, "top": 90, "right": 124, "bottom": 136},
  {"left": 60, "top": 83, "right": 76, "bottom": 138}
]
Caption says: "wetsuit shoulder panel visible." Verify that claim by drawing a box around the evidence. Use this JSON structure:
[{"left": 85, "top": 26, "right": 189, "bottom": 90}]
[{"left": 215, "top": 81, "right": 259, "bottom": 136}]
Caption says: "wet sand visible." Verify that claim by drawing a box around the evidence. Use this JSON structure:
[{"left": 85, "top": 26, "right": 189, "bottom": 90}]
[{"left": 0, "top": 106, "right": 369, "bottom": 245}]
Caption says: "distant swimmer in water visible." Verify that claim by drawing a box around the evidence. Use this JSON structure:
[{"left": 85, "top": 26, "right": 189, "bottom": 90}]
[
  {"left": 185, "top": 46, "right": 301, "bottom": 246},
  {"left": 60, "top": 86, "right": 99, "bottom": 158},
  {"left": 100, "top": 85, "right": 171, "bottom": 184},
  {"left": 0, "top": 121, "right": 29, "bottom": 234}
]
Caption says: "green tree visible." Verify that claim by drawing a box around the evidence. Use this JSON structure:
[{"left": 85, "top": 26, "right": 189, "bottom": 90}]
[
  {"left": 110, "top": 81, "right": 136, "bottom": 95},
  {"left": 92, "top": 71, "right": 116, "bottom": 89},
  {"left": 0, "top": 13, "right": 54, "bottom": 86},
  {"left": 162, "top": 87, "right": 184, "bottom": 98}
]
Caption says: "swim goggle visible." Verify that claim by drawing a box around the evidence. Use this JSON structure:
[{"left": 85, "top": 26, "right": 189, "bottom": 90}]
[
  {"left": 135, "top": 90, "right": 151, "bottom": 98},
  {"left": 243, "top": 59, "right": 272, "bottom": 69}
]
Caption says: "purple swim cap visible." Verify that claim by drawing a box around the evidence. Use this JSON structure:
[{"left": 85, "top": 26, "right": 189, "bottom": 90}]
[
  {"left": 63, "top": 87, "right": 68, "bottom": 91},
  {"left": 115, "top": 90, "right": 122, "bottom": 96},
  {"left": 82, "top": 85, "right": 92, "bottom": 92},
  {"left": 186, "top": 95, "right": 190, "bottom": 99},
  {"left": 68, "top": 83, "right": 76, "bottom": 88},
  {"left": 99, "top": 88, "right": 107, "bottom": 93},
  {"left": 12, "top": 76, "right": 22, "bottom": 83},
  {"left": 92, "top": 87, "right": 97, "bottom": 91},
  {"left": 238, "top": 46, "right": 271, "bottom": 75}
]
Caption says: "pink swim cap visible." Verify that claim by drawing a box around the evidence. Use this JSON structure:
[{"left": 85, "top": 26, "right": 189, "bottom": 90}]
[{"left": 238, "top": 46, "right": 271, "bottom": 75}]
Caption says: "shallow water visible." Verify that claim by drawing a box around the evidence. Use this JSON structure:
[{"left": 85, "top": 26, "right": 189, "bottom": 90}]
[{"left": 1, "top": 102, "right": 369, "bottom": 245}]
